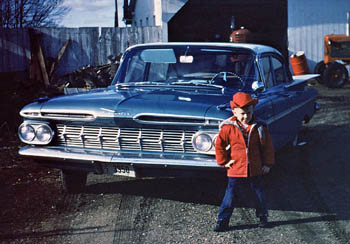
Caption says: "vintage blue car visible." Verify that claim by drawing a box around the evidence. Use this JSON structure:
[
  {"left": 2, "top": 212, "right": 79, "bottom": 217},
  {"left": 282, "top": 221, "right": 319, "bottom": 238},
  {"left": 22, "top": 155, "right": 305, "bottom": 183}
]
[{"left": 18, "top": 43, "right": 319, "bottom": 192}]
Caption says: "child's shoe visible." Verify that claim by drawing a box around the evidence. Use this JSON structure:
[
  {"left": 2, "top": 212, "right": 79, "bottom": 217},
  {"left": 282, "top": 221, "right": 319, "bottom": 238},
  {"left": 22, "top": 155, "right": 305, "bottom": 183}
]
[
  {"left": 214, "top": 220, "right": 229, "bottom": 232},
  {"left": 258, "top": 216, "right": 268, "bottom": 228}
]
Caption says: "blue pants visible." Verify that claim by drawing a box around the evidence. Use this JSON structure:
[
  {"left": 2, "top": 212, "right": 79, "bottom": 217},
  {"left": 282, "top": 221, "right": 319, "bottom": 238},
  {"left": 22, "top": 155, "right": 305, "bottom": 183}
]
[{"left": 217, "top": 176, "right": 268, "bottom": 222}]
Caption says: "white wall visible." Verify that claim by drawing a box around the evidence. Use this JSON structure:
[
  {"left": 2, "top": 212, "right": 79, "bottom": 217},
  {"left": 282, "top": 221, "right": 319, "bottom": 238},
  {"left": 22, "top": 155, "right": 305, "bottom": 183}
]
[
  {"left": 288, "top": 0, "right": 350, "bottom": 71},
  {"left": 133, "top": 0, "right": 162, "bottom": 26},
  {"left": 132, "top": 0, "right": 188, "bottom": 41},
  {"left": 160, "top": 0, "right": 188, "bottom": 41}
]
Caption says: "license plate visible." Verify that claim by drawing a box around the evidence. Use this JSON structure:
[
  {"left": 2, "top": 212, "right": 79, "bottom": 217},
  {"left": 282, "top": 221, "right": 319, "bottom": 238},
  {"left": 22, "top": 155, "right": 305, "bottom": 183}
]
[{"left": 102, "top": 164, "right": 136, "bottom": 177}]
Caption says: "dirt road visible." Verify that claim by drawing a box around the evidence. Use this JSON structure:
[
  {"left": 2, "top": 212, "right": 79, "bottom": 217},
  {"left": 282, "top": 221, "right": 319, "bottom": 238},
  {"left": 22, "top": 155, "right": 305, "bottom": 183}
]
[{"left": 1, "top": 82, "right": 350, "bottom": 243}]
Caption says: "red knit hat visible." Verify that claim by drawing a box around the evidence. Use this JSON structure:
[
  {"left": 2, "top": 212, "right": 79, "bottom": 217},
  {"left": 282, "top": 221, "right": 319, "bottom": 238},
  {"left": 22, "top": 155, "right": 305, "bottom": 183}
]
[{"left": 230, "top": 92, "right": 258, "bottom": 109}]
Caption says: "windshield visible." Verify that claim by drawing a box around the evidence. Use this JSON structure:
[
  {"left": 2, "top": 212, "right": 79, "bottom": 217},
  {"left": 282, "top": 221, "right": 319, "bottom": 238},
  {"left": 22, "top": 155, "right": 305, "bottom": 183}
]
[{"left": 114, "top": 45, "right": 258, "bottom": 90}]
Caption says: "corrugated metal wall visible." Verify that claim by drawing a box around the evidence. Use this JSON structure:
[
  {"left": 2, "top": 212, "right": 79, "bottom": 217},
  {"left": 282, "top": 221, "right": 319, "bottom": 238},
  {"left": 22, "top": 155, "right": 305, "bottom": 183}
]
[
  {"left": 288, "top": 0, "right": 350, "bottom": 72},
  {"left": 0, "top": 27, "right": 163, "bottom": 75}
]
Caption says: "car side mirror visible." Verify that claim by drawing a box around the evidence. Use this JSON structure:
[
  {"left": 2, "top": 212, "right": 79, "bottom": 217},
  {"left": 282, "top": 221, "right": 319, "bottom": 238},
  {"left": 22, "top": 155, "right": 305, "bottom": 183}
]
[{"left": 252, "top": 81, "right": 264, "bottom": 93}]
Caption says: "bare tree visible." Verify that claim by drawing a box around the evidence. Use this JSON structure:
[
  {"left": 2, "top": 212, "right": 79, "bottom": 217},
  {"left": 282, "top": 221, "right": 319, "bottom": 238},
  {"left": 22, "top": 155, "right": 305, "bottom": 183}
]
[{"left": 0, "top": 0, "right": 70, "bottom": 28}]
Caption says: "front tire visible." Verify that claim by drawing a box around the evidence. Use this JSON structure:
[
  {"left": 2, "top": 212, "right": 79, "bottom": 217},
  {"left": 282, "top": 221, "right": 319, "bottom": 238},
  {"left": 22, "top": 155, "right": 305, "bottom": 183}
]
[
  {"left": 323, "top": 62, "right": 348, "bottom": 88},
  {"left": 60, "top": 169, "right": 88, "bottom": 193},
  {"left": 314, "top": 61, "right": 326, "bottom": 84}
]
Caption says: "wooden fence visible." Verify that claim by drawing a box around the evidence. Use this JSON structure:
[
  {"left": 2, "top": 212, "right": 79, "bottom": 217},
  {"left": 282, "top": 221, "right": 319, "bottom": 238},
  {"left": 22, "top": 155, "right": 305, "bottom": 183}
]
[{"left": 0, "top": 27, "right": 163, "bottom": 76}]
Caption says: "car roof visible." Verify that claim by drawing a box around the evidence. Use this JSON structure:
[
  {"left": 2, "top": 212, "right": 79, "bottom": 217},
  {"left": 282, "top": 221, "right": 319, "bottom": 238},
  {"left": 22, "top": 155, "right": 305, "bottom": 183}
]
[{"left": 126, "top": 42, "right": 281, "bottom": 55}]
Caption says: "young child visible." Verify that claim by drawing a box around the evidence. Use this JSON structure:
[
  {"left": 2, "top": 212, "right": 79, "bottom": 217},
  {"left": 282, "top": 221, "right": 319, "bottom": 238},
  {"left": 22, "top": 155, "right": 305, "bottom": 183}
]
[{"left": 214, "top": 92, "right": 275, "bottom": 232}]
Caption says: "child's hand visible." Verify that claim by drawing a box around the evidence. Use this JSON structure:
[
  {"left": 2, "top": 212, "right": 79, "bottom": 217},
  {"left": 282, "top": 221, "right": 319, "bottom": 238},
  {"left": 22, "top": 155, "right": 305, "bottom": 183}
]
[
  {"left": 225, "top": 160, "right": 235, "bottom": 168},
  {"left": 262, "top": 165, "right": 270, "bottom": 174}
]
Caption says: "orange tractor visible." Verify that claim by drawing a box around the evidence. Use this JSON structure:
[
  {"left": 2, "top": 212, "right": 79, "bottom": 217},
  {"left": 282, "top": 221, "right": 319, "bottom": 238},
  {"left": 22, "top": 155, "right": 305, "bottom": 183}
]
[{"left": 314, "top": 34, "right": 350, "bottom": 88}]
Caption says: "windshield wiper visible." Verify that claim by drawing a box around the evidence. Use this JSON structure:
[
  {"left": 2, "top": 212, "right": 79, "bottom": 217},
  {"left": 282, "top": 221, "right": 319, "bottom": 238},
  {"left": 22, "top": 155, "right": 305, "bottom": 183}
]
[
  {"left": 116, "top": 80, "right": 225, "bottom": 89},
  {"left": 170, "top": 81, "right": 224, "bottom": 89},
  {"left": 116, "top": 81, "right": 166, "bottom": 87}
]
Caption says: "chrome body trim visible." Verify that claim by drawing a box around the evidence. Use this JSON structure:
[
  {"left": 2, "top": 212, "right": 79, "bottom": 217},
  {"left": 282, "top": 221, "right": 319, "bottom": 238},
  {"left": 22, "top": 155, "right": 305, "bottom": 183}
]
[
  {"left": 265, "top": 96, "right": 315, "bottom": 125},
  {"left": 133, "top": 113, "right": 222, "bottom": 126},
  {"left": 20, "top": 110, "right": 96, "bottom": 121}
]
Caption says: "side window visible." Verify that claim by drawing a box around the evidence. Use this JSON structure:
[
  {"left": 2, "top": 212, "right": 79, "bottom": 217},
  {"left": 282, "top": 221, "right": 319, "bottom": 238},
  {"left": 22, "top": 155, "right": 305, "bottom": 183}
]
[
  {"left": 260, "top": 57, "right": 274, "bottom": 88},
  {"left": 271, "top": 57, "right": 285, "bottom": 85}
]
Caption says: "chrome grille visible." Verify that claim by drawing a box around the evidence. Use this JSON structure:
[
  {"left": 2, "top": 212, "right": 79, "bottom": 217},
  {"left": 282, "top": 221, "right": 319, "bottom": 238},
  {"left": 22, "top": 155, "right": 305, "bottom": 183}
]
[{"left": 56, "top": 125, "right": 197, "bottom": 153}]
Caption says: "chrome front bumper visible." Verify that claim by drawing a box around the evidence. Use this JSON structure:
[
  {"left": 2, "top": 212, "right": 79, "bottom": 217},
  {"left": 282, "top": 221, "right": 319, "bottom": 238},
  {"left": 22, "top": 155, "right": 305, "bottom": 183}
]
[{"left": 19, "top": 146, "right": 219, "bottom": 169}]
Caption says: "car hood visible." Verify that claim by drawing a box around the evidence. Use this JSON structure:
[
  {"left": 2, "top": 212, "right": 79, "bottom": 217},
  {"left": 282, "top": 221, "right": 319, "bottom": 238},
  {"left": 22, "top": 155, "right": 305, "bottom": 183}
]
[{"left": 21, "top": 86, "right": 235, "bottom": 123}]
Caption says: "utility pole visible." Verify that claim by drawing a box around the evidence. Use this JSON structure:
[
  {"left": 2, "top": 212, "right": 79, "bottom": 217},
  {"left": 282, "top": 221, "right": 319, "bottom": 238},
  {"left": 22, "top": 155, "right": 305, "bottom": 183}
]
[{"left": 114, "top": 0, "right": 119, "bottom": 27}]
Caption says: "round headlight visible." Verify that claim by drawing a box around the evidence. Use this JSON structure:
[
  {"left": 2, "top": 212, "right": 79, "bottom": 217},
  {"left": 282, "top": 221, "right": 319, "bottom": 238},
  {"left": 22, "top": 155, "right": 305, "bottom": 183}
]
[
  {"left": 36, "top": 125, "right": 53, "bottom": 143},
  {"left": 19, "top": 124, "right": 35, "bottom": 142},
  {"left": 193, "top": 133, "right": 213, "bottom": 152}
]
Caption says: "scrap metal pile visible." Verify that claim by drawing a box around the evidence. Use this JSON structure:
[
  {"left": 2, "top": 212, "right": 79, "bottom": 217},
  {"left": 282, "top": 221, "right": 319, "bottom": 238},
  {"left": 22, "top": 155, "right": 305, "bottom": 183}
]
[
  {"left": 28, "top": 28, "right": 119, "bottom": 95},
  {"left": 55, "top": 63, "right": 119, "bottom": 94}
]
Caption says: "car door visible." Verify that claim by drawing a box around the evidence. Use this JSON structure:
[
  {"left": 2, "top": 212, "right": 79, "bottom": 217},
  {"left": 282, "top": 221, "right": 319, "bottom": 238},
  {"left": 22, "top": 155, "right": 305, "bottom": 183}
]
[{"left": 259, "top": 53, "right": 297, "bottom": 149}]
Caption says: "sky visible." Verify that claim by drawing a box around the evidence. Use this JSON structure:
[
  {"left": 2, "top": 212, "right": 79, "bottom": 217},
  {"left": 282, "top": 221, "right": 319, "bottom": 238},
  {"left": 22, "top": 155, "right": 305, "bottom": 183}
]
[{"left": 61, "top": 0, "right": 125, "bottom": 27}]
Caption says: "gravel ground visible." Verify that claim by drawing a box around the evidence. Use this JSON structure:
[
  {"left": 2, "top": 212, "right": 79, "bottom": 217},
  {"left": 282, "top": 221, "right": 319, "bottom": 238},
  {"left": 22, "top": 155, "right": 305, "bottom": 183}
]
[{"left": 0, "top": 81, "right": 349, "bottom": 244}]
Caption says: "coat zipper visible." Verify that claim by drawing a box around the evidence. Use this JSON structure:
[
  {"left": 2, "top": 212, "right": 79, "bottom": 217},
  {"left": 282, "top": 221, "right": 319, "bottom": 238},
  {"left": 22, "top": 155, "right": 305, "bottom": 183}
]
[{"left": 233, "top": 121, "right": 257, "bottom": 166}]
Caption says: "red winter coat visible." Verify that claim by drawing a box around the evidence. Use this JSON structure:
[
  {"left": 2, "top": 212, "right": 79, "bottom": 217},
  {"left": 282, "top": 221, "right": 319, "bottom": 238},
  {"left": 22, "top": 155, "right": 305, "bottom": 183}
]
[{"left": 215, "top": 116, "right": 275, "bottom": 177}]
